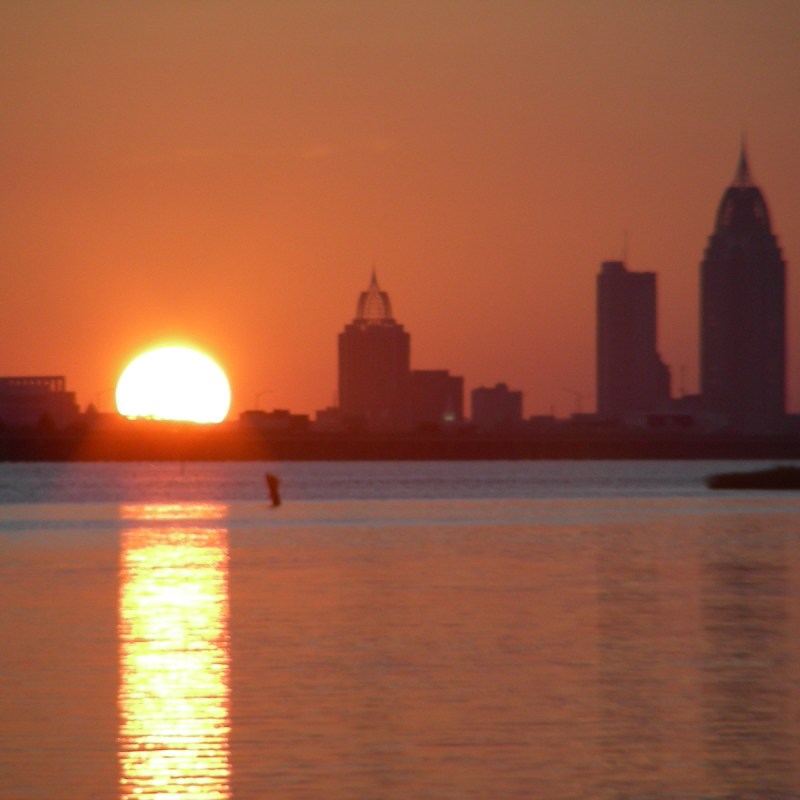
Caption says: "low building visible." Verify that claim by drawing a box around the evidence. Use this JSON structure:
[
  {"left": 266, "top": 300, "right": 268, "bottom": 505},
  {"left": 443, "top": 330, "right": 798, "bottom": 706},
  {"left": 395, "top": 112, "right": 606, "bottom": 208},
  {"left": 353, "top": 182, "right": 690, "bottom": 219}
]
[
  {"left": 410, "top": 369, "right": 464, "bottom": 428},
  {"left": 312, "top": 406, "right": 345, "bottom": 432},
  {"left": 0, "top": 376, "right": 80, "bottom": 429},
  {"left": 471, "top": 383, "right": 523, "bottom": 431},
  {"left": 239, "top": 409, "right": 310, "bottom": 432}
]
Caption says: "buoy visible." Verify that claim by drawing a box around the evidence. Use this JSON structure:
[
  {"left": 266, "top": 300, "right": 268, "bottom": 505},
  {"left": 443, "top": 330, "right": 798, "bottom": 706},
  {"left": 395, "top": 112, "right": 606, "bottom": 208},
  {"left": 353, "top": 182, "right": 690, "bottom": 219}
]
[{"left": 266, "top": 473, "right": 281, "bottom": 507}]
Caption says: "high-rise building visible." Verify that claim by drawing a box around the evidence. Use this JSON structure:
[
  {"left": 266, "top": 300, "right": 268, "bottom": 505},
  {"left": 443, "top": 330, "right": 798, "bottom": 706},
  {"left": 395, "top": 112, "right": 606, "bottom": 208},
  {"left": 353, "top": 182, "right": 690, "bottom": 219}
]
[
  {"left": 338, "top": 273, "right": 410, "bottom": 430},
  {"left": 700, "top": 146, "right": 787, "bottom": 432},
  {"left": 596, "top": 261, "right": 671, "bottom": 417}
]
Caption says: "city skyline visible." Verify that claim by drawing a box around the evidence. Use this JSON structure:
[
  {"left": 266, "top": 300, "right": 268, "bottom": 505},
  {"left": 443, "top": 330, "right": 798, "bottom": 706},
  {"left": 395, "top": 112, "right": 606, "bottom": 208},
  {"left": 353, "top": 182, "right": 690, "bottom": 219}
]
[{"left": 2, "top": 2, "right": 799, "bottom": 417}]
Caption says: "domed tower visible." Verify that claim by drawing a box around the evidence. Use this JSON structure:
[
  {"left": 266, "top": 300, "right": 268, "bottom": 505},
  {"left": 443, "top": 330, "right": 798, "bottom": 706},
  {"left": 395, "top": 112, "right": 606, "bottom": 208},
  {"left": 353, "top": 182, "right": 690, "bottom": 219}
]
[
  {"left": 338, "top": 272, "right": 411, "bottom": 430},
  {"left": 355, "top": 271, "right": 395, "bottom": 322},
  {"left": 700, "top": 144, "right": 787, "bottom": 431}
]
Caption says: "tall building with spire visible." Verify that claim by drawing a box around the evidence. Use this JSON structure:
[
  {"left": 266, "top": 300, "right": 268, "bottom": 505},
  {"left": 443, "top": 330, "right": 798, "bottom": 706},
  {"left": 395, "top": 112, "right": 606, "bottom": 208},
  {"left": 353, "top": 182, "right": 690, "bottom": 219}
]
[
  {"left": 700, "top": 145, "right": 787, "bottom": 432},
  {"left": 338, "top": 273, "right": 410, "bottom": 430}
]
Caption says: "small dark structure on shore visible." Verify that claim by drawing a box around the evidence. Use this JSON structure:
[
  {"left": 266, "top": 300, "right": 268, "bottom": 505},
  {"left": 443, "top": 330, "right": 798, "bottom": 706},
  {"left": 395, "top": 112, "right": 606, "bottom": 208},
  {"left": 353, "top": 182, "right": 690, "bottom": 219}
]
[{"left": 706, "top": 464, "right": 800, "bottom": 490}]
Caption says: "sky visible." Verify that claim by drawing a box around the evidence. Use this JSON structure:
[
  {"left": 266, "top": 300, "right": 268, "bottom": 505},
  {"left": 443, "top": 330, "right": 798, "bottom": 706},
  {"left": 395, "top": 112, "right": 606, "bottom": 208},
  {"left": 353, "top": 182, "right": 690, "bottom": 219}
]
[{"left": 2, "top": 0, "right": 800, "bottom": 418}]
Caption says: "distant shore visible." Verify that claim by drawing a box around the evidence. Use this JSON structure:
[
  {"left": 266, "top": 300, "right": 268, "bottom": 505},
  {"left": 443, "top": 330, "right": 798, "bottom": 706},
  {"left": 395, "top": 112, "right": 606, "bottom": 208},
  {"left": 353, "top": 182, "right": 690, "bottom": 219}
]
[{"left": 2, "top": 424, "right": 800, "bottom": 461}]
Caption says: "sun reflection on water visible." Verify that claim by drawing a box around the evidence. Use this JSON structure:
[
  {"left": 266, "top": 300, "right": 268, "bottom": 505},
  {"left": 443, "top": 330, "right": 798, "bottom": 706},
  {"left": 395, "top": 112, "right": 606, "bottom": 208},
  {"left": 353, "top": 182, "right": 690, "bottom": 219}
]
[{"left": 118, "top": 503, "right": 230, "bottom": 800}]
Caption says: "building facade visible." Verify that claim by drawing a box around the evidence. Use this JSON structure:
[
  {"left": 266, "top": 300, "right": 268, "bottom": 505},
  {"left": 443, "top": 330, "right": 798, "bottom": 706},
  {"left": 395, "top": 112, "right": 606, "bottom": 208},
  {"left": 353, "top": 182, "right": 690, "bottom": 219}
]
[
  {"left": 700, "top": 146, "right": 787, "bottom": 432},
  {"left": 409, "top": 369, "right": 464, "bottom": 428},
  {"left": 0, "top": 376, "right": 80, "bottom": 429},
  {"left": 471, "top": 383, "right": 523, "bottom": 430},
  {"left": 596, "top": 260, "right": 671, "bottom": 417},
  {"left": 338, "top": 273, "right": 411, "bottom": 430}
]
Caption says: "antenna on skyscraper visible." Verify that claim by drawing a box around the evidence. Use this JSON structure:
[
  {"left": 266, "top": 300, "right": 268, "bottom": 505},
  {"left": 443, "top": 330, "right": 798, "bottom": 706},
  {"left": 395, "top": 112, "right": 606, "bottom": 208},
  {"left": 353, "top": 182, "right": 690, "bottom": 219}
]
[{"left": 734, "top": 132, "right": 752, "bottom": 186}]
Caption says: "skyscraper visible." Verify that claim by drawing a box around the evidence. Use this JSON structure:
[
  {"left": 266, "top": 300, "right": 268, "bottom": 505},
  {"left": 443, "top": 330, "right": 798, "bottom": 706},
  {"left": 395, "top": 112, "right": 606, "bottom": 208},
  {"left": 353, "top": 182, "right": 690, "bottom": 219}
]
[
  {"left": 596, "top": 260, "right": 671, "bottom": 417},
  {"left": 338, "top": 272, "right": 410, "bottom": 430},
  {"left": 700, "top": 146, "right": 787, "bottom": 432}
]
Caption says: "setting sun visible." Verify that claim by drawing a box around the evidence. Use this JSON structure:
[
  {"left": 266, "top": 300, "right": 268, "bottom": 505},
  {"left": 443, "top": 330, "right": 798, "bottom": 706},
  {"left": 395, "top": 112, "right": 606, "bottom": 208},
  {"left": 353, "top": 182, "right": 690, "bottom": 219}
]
[{"left": 116, "top": 346, "right": 231, "bottom": 423}]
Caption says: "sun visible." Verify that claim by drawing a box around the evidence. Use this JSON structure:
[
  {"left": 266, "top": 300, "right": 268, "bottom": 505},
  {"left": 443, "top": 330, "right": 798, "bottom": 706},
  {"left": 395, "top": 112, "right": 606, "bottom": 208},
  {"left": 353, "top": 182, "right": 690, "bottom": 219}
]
[{"left": 116, "top": 346, "right": 231, "bottom": 424}]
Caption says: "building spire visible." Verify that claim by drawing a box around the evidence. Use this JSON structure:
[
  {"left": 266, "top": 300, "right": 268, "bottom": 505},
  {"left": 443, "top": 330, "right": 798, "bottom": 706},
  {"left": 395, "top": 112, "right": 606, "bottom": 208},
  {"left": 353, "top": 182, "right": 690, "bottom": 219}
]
[
  {"left": 733, "top": 135, "right": 753, "bottom": 187},
  {"left": 355, "top": 270, "right": 394, "bottom": 322}
]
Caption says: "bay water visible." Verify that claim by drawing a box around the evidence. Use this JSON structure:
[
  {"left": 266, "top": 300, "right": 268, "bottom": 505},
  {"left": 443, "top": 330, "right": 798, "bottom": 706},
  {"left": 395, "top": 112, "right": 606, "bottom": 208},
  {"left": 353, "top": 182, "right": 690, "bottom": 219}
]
[{"left": 1, "top": 460, "right": 798, "bottom": 799}]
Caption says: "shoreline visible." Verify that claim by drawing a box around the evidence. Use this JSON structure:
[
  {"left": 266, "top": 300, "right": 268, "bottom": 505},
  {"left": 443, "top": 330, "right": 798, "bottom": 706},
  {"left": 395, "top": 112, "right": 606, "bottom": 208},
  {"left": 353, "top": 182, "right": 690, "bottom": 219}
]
[{"left": 2, "top": 426, "right": 800, "bottom": 461}]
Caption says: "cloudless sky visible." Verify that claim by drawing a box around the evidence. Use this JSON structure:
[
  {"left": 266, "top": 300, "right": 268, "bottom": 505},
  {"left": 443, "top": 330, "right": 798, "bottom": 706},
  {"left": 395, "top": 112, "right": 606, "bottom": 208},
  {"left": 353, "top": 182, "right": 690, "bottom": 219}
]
[{"left": 2, "top": 1, "right": 799, "bottom": 417}]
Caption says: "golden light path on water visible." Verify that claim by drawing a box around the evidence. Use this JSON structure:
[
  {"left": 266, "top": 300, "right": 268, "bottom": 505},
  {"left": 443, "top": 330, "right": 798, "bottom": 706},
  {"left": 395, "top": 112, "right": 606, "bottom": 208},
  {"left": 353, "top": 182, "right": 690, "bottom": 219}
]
[{"left": 118, "top": 503, "right": 231, "bottom": 800}]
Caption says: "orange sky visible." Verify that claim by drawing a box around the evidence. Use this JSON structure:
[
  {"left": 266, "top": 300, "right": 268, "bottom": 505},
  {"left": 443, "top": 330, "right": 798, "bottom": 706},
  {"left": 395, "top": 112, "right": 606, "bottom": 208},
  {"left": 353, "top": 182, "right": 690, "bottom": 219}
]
[{"left": 2, "top": 1, "right": 799, "bottom": 418}]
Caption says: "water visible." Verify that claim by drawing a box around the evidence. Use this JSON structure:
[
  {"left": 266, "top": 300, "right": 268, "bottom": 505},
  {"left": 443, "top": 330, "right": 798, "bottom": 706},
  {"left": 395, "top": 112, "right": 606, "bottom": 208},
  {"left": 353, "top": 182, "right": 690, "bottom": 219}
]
[{"left": 1, "top": 461, "right": 799, "bottom": 799}]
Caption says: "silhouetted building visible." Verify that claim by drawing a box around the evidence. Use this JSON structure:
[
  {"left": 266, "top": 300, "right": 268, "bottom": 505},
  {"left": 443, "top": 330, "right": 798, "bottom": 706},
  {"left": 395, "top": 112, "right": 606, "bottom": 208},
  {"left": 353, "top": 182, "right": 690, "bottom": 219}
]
[
  {"left": 312, "top": 406, "right": 344, "bottom": 432},
  {"left": 0, "top": 376, "right": 80, "bottom": 429},
  {"left": 596, "top": 261, "right": 671, "bottom": 417},
  {"left": 338, "top": 272, "right": 410, "bottom": 430},
  {"left": 700, "top": 145, "right": 787, "bottom": 432},
  {"left": 471, "top": 383, "right": 523, "bottom": 430},
  {"left": 409, "top": 369, "right": 464, "bottom": 428},
  {"left": 239, "top": 409, "right": 310, "bottom": 431}
]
